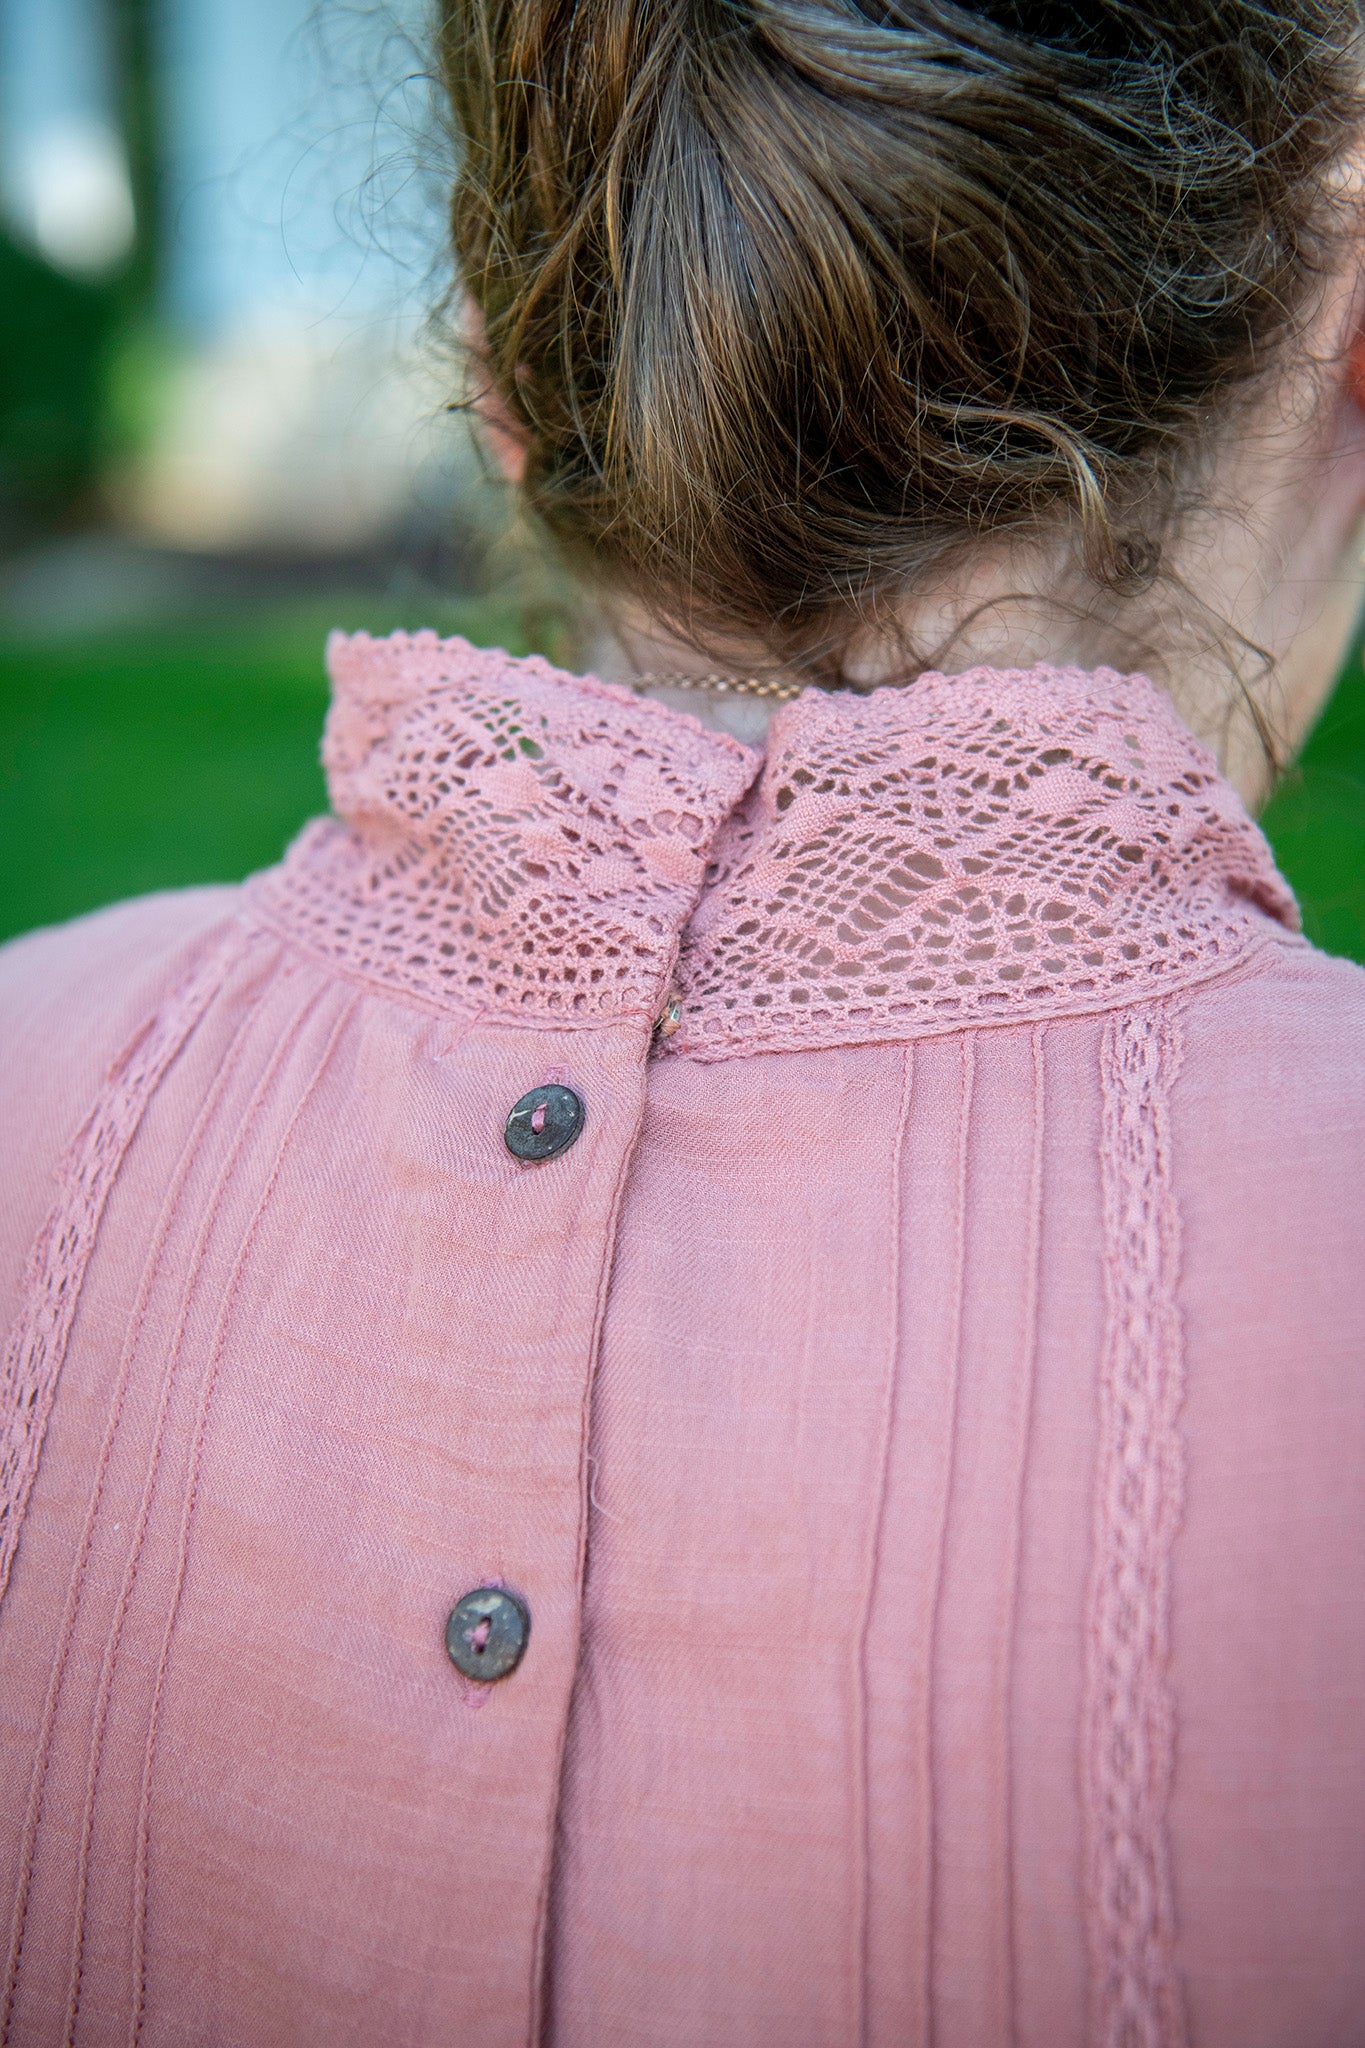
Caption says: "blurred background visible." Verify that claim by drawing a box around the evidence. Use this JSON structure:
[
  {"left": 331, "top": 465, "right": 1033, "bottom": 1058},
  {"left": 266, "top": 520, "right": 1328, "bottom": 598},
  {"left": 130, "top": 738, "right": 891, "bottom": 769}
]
[
  {"left": 0, "top": 0, "right": 569, "bottom": 944},
  {"left": 0, "top": 0, "right": 1362, "bottom": 954}
]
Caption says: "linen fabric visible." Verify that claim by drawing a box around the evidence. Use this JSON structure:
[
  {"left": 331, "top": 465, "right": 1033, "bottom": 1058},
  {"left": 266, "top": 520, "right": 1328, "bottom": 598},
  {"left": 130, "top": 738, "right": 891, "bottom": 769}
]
[{"left": 0, "top": 633, "right": 1362, "bottom": 2048}]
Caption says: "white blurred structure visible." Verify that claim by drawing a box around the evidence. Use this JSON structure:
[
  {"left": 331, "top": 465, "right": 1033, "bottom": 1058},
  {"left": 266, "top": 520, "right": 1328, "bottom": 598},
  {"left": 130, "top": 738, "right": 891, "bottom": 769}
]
[
  {"left": 0, "top": 0, "right": 136, "bottom": 276},
  {"left": 132, "top": 0, "right": 484, "bottom": 551},
  {"left": 131, "top": 310, "right": 470, "bottom": 550},
  {"left": 1, "top": 0, "right": 489, "bottom": 551}
]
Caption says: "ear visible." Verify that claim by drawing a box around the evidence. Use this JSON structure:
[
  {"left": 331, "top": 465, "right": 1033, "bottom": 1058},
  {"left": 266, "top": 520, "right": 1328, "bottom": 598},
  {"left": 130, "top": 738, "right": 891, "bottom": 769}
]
[
  {"left": 1350, "top": 320, "right": 1365, "bottom": 411},
  {"left": 462, "top": 295, "right": 529, "bottom": 486}
]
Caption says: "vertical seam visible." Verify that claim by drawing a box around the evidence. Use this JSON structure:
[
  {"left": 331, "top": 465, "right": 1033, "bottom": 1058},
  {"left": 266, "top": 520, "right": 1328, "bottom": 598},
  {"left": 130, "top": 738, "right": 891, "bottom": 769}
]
[
  {"left": 127, "top": 992, "right": 358, "bottom": 2046},
  {"left": 527, "top": 1024, "right": 655, "bottom": 2047},
  {"left": 919, "top": 1033, "right": 975, "bottom": 2048},
  {"left": 0, "top": 921, "right": 251, "bottom": 1613},
  {"left": 1084, "top": 1002, "right": 1188, "bottom": 2048},
  {"left": 996, "top": 1024, "right": 1046, "bottom": 2048},
  {"left": 1, "top": 965, "right": 277, "bottom": 2044},
  {"left": 61, "top": 979, "right": 330, "bottom": 2045},
  {"left": 853, "top": 1043, "right": 915, "bottom": 2048}
]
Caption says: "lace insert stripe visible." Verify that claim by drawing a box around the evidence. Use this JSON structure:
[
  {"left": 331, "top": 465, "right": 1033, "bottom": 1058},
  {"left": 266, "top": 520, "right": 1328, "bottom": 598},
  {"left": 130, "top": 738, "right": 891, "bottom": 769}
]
[
  {"left": 0, "top": 924, "right": 246, "bottom": 1609},
  {"left": 1085, "top": 1003, "right": 1188, "bottom": 2048}
]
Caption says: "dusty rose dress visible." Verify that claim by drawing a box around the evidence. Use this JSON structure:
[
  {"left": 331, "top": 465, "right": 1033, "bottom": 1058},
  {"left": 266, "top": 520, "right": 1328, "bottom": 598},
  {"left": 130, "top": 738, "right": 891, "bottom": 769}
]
[{"left": 1, "top": 632, "right": 1362, "bottom": 2048}]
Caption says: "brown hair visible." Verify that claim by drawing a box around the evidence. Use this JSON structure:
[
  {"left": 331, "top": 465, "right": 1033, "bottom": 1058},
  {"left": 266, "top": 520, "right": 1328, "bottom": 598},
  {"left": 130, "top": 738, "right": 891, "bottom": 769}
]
[{"left": 441, "top": 0, "right": 1362, "bottom": 672}]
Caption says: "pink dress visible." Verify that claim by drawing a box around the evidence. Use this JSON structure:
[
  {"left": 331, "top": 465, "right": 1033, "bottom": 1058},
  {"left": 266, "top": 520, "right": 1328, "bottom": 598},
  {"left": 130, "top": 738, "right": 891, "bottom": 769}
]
[{"left": 1, "top": 632, "right": 1362, "bottom": 2048}]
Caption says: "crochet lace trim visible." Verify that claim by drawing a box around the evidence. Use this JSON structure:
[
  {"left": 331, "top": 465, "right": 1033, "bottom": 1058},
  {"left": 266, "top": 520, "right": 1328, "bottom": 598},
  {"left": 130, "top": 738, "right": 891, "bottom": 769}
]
[
  {"left": 250, "top": 631, "right": 758, "bottom": 1024},
  {"left": 0, "top": 925, "right": 246, "bottom": 1608},
  {"left": 1085, "top": 1004, "right": 1189, "bottom": 2048},
  {"left": 670, "top": 666, "right": 1297, "bottom": 1057},
  {"left": 251, "top": 638, "right": 1297, "bottom": 1051}
]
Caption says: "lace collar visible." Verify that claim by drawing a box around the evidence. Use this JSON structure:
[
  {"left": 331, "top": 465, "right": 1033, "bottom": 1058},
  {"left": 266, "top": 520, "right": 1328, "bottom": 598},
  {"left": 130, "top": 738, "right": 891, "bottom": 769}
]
[{"left": 250, "top": 630, "right": 1299, "bottom": 1056}]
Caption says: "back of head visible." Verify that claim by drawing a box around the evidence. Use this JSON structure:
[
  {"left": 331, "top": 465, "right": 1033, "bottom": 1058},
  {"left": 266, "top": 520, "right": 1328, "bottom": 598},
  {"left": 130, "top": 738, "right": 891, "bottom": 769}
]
[{"left": 441, "top": 0, "right": 1363, "bottom": 673}]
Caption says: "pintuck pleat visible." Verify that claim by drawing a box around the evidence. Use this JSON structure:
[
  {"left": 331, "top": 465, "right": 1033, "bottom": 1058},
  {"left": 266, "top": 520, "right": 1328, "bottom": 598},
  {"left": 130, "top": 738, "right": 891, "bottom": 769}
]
[
  {"left": 0, "top": 922, "right": 257, "bottom": 1612},
  {"left": 4, "top": 953, "right": 313, "bottom": 2048},
  {"left": 4, "top": 960, "right": 357, "bottom": 2046},
  {"left": 859, "top": 1024, "right": 1063, "bottom": 2048}
]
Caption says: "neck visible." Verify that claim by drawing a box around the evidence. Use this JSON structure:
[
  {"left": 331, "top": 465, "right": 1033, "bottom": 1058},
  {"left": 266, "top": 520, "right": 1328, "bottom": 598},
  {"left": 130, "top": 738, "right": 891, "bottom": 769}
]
[{"left": 590, "top": 455, "right": 1365, "bottom": 804}]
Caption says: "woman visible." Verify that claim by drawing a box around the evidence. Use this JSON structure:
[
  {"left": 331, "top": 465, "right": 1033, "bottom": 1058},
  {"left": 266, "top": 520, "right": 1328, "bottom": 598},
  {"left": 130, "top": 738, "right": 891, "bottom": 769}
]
[{"left": 1, "top": 3, "right": 1363, "bottom": 2043}]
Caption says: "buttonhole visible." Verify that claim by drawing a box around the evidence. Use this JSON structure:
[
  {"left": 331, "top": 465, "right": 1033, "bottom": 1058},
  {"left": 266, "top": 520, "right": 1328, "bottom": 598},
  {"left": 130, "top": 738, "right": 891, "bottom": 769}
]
[
  {"left": 530, "top": 1101, "right": 547, "bottom": 1134},
  {"left": 468, "top": 1618, "right": 492, "bottom": 1656}
]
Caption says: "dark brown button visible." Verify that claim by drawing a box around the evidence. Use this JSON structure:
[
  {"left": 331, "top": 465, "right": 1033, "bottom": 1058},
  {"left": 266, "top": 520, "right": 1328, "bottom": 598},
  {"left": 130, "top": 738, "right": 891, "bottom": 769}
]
[
  {"left": 504, "top": 1084, "right": 585, "bottom": 1162},
  {"left": 445, "top": 1587, "right": 530, "bottom": 1682}
]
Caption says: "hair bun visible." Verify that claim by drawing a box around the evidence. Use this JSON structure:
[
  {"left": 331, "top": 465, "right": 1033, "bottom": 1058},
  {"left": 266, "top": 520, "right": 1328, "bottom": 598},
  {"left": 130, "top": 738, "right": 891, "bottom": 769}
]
[{"left": 443, "top": 0, "right": 1361, "bottom": 667}]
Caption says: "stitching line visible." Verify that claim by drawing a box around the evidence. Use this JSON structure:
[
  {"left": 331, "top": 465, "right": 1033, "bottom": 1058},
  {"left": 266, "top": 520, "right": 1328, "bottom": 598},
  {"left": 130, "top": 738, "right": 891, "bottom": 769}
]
[
  {"left": 918, "top": 1033, "right": 976, "bottom": 2048},
  {"left": 126, "top": 992, "right": 357, "bottom": 2045},
  {"left": 996, "top": 1023, "right": 1046, "bottom": 2048},
  {"left": 853, "top": 1043, "right": 915, "bottom": 2048}
]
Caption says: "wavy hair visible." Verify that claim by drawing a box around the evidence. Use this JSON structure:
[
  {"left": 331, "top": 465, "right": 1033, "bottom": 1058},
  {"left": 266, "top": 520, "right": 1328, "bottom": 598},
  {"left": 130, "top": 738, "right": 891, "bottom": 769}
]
[{"left": 441, "top": 0, "right": 1363, "bottom": 669}]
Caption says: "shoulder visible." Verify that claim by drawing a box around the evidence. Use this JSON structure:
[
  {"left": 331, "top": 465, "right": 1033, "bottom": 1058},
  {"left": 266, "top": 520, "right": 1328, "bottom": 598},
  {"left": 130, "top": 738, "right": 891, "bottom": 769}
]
[
  {"left": 0, "top": 885, "right": 243, "bottom": 1025},
  {"left": 1170, "top": 938, "right": 1365, "bottom": 1671},
  {"left": 0, "top": 886, "right": 245, "bottom": 1327},
  {"left": 1171, "top": 938, "right": 1365, "bottom": 1316},
  {"left": 1152, "top": 940, "right": 1365, "bottom": 1621},
  {"left": 1175, "top": 938, "right": 1365, "bottom": 1166}
]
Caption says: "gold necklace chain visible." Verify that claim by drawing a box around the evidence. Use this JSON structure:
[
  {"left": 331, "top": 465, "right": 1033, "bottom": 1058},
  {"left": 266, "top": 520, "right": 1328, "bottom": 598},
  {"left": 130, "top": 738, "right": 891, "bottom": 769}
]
[{"left": 630, "top": 670, "right": 806, "bottom": 702}]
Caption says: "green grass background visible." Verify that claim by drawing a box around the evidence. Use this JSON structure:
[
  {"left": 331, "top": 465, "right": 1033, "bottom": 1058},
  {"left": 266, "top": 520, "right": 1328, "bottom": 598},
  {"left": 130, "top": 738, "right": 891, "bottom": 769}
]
[{"left": 2, "top": 604, "right": 1363, "bottom": 960}]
